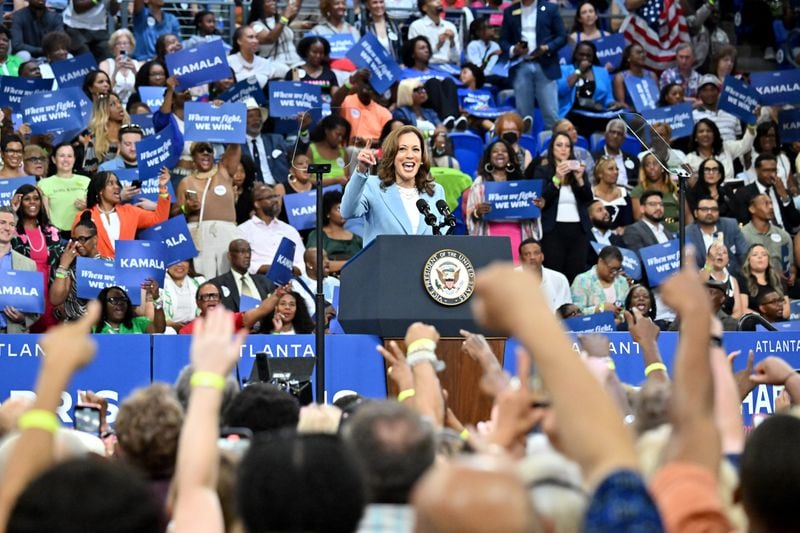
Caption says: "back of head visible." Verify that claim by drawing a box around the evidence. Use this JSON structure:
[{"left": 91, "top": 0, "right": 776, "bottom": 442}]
[
  {"left": 8, "top": 457, "right": 162, "bottom": 533},
  {"left": 222, "top": 382, "right": 300, "bottom": 434},
  {"left": 237, "top": 433, "right": 366, "bottom": 533},
  {"left": 341, "top": 400, "right": 435, "bottom": 503}
]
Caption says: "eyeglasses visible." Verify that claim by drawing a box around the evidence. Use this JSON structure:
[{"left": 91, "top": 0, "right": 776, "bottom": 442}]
[
  {"left": 25, "top": 156, "right": 46, "bottom": 163},
  {"left": 73, "top": 235, "right": 96, "bottom": 243},
  {"left": 198, "top": 293, "right": 221, "bottom": 301},
  {"left": 4, "top": 149, "right": 22, "bottom": 154},
  {"left": 761, "top": 298, "right": 783, "bottom": 306},
  {"left": 413, "top": 87, "right": 426, "bottom": 93},
  {"left": 194, "top": 147, "right": 214, "bottom": 155},
  {"left": 106, "top": 296, "right": 127, "bottom": 305}
]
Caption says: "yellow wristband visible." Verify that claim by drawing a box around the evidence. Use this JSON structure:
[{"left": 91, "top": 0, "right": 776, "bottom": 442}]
[
  {"left": 280, "top": 15, "right": 290, "bottom": 24},
  {"left": 18, "top": 409, "right": 60, "bottom": 433},
  {"left": 606, "top": 358, "right": 616, "bottom": 371},
  {"left": 406, "top": 338, "right": 436, "bottom": 354},
  {"left": 190, "top": 371, "right": 226, "bottom": 390},
  {"left": 644, "top": 362, "right": 667, "bottom": 377},
  {"left": 459, "top": 428, "right": 470, "bottom": 441},
  {"left": 397, "top": 388, "right": 416, "bottom": 402}
]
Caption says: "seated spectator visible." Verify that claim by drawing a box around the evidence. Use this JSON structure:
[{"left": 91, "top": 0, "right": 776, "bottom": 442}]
[
  {"left": 558, "top": 41, "right": 620, "bottom": 136},
  {"left": 586, "top": 198, "right": 624, "bottom": 267},
  {"left": 709, "top": 44, "right": 738, "bottom": 83},
  {"left": 337, "top": 69, "right": 393, "bottom": 147},
  {"left": 99, "top": 29, "right": 142, "bottom": 106},
  {"left": 699, "top": 240, "right": 745, "bottom": 318},
  {"left": 292, "top": 247, "right": 340, "bottom": 316},
  {"left": 154, "top": 33, "right": 182, "bottom": 63},
  {"left": 38, "top": 143, "right": 91, "bottom": 239},
  {"left": 496, "top": 111, "right": 533, "bottom": 170},
  {"left": 0, "top": 135, "right": 24, "bottom": 179},
  {"left": 361, "top": 0, "right": 404, "bottom": 60},
  {"left": 408, "top": 0, "right": 461, "bottom": 66},
  {"left": 132, "top": 0, "right": 180, "bottom": 60},
  {"left": 92, "top": 284, "right": 166, "bottom": 334},
  {"left": 624, "top": 190, "right": 676, "bottom": 251},
  {"left": 612, "top": 44, "right": 658, "bottom": 110},
  {"left": 306, "top": 190, "right": 364, "bottom": 274},
  {"left": 658, "top": 43, "right": 700, "bottom": 98},
  {"left": 687, "top": 195, "right": 748, "bottom": 272},
  {"left": 737, "top": 243, "right": 789, "bottom": 317},
  {"left": 756, "top": 289, "right": 786, "bottom": 324},
  {"left": 393, "top": 78, "right": 441, "bottom": 135},
  {"left": 591, "top": 119, "right": 639, "bottom": 187},
  {"left": 183, "top": 11, "right": 228, "bottom": 52},
  {"left": 733, "top": 154, "right": 800, "bottom": 231},
  {"left": 311, "top": 0, "right": 361, "bottom": 40},
  {"left": 37, "top": 30, "right": 71, "bottom": 87},
  {"left": 429, "top": 125, "right": 460, "bottom": 169},
  {"left": 159, "top": 259, "right": 207, "bottom": 334},
  {"left": 591, "top": 155, "right": 633, "bottom": 230},
  {"left": 285, "top": 36, "right": 340, "bottom": 102},
  {"left": 631, "top": 153, "right": 679, "bottom": 234},
  {"left": 249, "top": 0, "right": 303, "bottom": 68},
  {"left": 99, "top": 123, "right": 144, "bottom": 172},
  {"left": 63, "top": 0, "right": 114, "bottom": 61},
  {"left": 570, "top": 244, "right": 629, "bottom": 318},
  {"left": 228, "top": 26, "right": 286, "bottom": 88},
  {"left": 84, "top": 93, "right": 130, "bottom": 171},
  {"left": 518, "top": 237, "right": 572, "bottom": 312},
  {"left": 618, "top": 283, "right": 657, "bottom": 329},
  {"left": 126, "top": 59, "right": 168, "bottom": 108},
  {"left": 745, "top": 121, "right": 796, "bottom": 200},
  {"left": 0, "top": 206, "right": 39, "bottom": 333},
  {"left": 306, "top": 114, "right": 351, "bottom": 185},
  {"left": 10, "top": 0, "right": 64, "bottom": 60},
  {"left": 691, "top": 75, "right": 746, "bottom": 142},
  {"left": 685, "top": 158, "right": 737, "bottom": 219},
  {"left": 264, "top": 290, "right": 316, "bottom": 334},
  {"left": 276, "top": 152, "right": 314, "bottom": 240},
  {"left": 740, "top": 193, "right": 795, "bottom": 274},
  {"left": 242, "top": 97, "right": 290, "bottom": 187},
  {"left": 82, "top": 70, "right": 112, "bottom": 104},
  {"left": 657, "top": 82, "right": 684, "bottom": 107},
  {"left": 209, "top": 239, "right": 276, "bottom": 318},
  {"left": 465, "top": 17, "right": 501, "bottom": 76},
  {"left": 399, "top": 37, "right": 460, "bottom": 119},
  {"left": 569, "top": 1, "right": 609, "bottom": 44},
  {"left": 0, "top": 26, "right": 21, "bottom": 76}
]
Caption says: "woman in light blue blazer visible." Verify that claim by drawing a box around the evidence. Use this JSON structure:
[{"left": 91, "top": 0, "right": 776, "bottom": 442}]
[{"left": 341, "top": 125, "right": 446, "bottom": 245}]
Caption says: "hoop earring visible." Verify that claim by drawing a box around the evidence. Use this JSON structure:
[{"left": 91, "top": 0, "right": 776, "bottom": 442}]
[
  {"left": 484, "top": 163, "right": 494, "bottom": 173},
  {"left": 506, "top": 163, "right": 516, "bottom": 173}
]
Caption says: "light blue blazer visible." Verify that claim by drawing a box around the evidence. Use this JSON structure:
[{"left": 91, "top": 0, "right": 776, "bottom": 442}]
[{"left": 340, "top": 171, "right": 446, "bottom": 245}]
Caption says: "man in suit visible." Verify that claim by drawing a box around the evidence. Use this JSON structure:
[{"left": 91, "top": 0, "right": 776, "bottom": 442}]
[
  {"left": 210, "top": 239, "right": 276, "bottom": 318},
  {"left": 243, "top": 97, "right": 290, "bottom": 186},
  {"left": 499, "top": 0, "right": 567, "bottom": 128},
  {"left": 591, "top": 119, "right": 639, "bottom": 188},
  {"left": 623, "top": 190, "right": 676, "bottom": 251},
  {"left": 0, "top": 207, "right": 40, "bottom": 332},
  {"left": 685, "top": 196, "right": 748, "bottom": 276},
  {"left": 733, "top": 153, "right": 800, "bottom": 232}
]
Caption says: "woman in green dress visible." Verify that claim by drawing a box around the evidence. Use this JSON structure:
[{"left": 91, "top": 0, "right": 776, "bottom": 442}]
[
  {"left": 93, "top": 282, "right": 166, "bottom": 334},
  {"left": 631, "top": 152, "right": 679, "bottom": 234},
  {"left": 307, "top": 189, "right": 362, "bottom": 274}
]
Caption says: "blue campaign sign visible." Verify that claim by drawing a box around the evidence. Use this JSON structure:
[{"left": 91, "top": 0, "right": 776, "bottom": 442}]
[
  {"left": 239, "top": 295, "right": 260, "bottom": 312},
  {"left": 718, "top": 76, "right": 760, "bottom": 124},
  {"left": 115, "top": 168, "right": 175, "bottom": 203},
  {"left": 483, "top": 180, "right": 542, "bottom": 220},
  {"left": 558, "top": 44, "right": 573, "bottom": 66},
  {"left": 21, "top": 87, "right": 85, "bottom": 134},
  {"left": 75, "top": 257, "right": 116, "bottom": 300},
  {"left": 51, "top": 52, "right": 98, "bottom": 88},
  {"left": 778, "top": 108, "right": 800, "bottom": 143},
  {"left": 268, "top": 81, "right": 321, "bottom": 118},
  {"left": 0, "top": 76, "right": 52, "bottom": 112},
  {"left": 220, "top": 77, "right": 267, "bottom": 106},
  {"left": 129, "top": 112, "right": 156, "bottom": 137},
  {"left": 789, "top": 299, "right": 800, "bottom": 320},
  {"left": 458, "top": 88, "right": 492, "bottom": 109},
  {"left": 0, "top": 176, "right": 36, "bottom": 206},
  {"left": 591, "top": 241, "right": 642, "bottom": 280},
  {"left": 563, "top": 311, "right": 617, "bottom": 333},
  {"left": 184, "top": 101, "right": 247, "bottom": 144},
  {"left": 0, "top": 270, "right": 44, "bottom": 313},
  {"left": 594, "top": 33, "right": 625, "bottom": 70},
  {"left": 165, "top": 39, "right": 230, "bottom": 90},
  {"left": 624, "top": 75, "right": 659, "bottom": 112},
  {"left": 267, "top": 237, "right": 296, "bottom": 286},
  {"left": 135, "top": 123, "right": 181, "bottom": 181},
  {"left": 138, "top": 216, "right": 198, "bottom": 266},
  {"left": 639, "top": 239, "right": 680, "bottom": 286},
  {"left": 115, "top": 240, "right": 167, "bottom": 305},
  {"left": 323, "top": 33, "right": 356, "bottom": 59},
  {"left": 750, "top": 69, "right": 800, "bottom": 106},
  {"left": 346, "top": 33, "right": 404, "bottom": 94},
  {"left": 641, "top": 103, "right": 694, "bottom": 139},
  {"left": 138, "top": 86, "right": 165, "bottom": 112},
  {"left": 283, "top": 185, "right": 342, "bottom": 230}
]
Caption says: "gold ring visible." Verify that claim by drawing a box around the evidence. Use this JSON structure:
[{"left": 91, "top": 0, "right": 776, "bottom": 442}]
[{"left": 387, "top": 366, "right": 393, "bottom": 374}]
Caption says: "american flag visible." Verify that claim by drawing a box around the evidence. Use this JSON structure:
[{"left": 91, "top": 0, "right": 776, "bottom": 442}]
[{"left": 620, "top": 0, "right": 690, "bottom": 71}]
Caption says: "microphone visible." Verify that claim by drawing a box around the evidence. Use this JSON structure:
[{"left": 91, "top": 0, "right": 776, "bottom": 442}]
[
  {"left": 416, "top": 199, "right": 438, "bottom": 230},
  {"left": 435, "top": 200, "right": 457, "bottom": 234}
]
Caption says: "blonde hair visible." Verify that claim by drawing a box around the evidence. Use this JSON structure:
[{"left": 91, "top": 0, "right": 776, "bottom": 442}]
[
  {"left": 396, "top": 78, "right": 422, "bottom": 108},
  {"left": 108, "top": 28, "right": 136, "bottom": 51},
  {"left": 88, "top": 93, "right": 129, "bottom": 161}
]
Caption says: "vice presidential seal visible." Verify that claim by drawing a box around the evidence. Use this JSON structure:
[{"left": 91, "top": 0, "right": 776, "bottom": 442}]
[{"left": 423, "top": 249, "right": 475, "bottom": 306}]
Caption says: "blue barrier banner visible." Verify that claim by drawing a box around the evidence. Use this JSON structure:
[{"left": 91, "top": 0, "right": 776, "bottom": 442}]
[
  {"left": 591, "top": 241, "right": 642, "bottom": 280},
  {"left": 789, "top": 299, "right": 800, "bottom": 320},
  {"left": 769, "top": 320, "right": 800, "bottom": 332},
  {"left": 76, "top": 257, "right": 116, "bottom": 299},
  {"left": 750, "top": 69, "right": 800, "bottom": 106},
  {"left": 138, "top": 216, "right": 198, "bottom": 266},
  {"left": 283, "top": 185, "right": 342, "bottom": 230},
  {"left": 268, "top": 81, "right": 321, "bottom": 118},
  {"left": 0, "top": 76, "right": 52, "bottom": 112},
  {"left": 323, "top": 33, "right": 356, "bottom": 59},
  {"left": 641, "top": 103, "right": 694, "bottom": 139},
  {"left": 346, "top": 33, "right": 404, "bottom": 94},
  {"left": 138, "top": 86, "right": 165, "bottom": 112},
  {"left": 220, "top": 77, "right": 267, "bottom": 106},
  {"left": 0, "top": 334, "right": 152, "bottom": 425},
  {"left": 184, "top": 101, "right": 247, "bottom": 143},
  {"left": 135, "top": 123, "right": 181, "bottom": 181},
  {"left": 266, "top": 237, "right": 295, "bottom": 285},
  {"left": 239, "top": 295, "right": 260, "bottom": 312},
  {"left": 51, "top": 52, "right": 98, "bottom": 88},
  {"left": 115, "top": 168, "right": 175, "bottom": 203},
  {"left": 165, "top": 39, "right": 230, "bottom": 90},
  {"left": 115, "top": 240, "right": 167, "bottom": 305},
  {"left": 22, "top": 87, "right": 85, "bottom": 134},
  {"left": 563, "top": 311, "right": 617, "bottom": 333},
  {"left": 0, "top": 270, "right": 44, "bottom": 313},
  {"left": 624, "top": 75, "right": 659, "bottom": 112},
  {"left": 594, "top": 33, "right": 625, "bottom": 70},
  {"left": 0, "top": 176, "right": 36, "bottom": 206},
  {"left": 718, "top": 76, "right": 760, "bottom": 124},
  {"left": 778, "top": 108, "right": 800, "bottom": 143},
  {"left": 129, "top": 112, "right": 156, "bottom": 137},
  {"left": 639, "top": 239, "right": 679, "bottom": 286},
  {"left": 483, "top": 180, "right": 542, "bottom": 220}
]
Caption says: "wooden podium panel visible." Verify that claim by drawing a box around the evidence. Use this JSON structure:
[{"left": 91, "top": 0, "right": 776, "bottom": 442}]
[{"left": 383, "top": 338, "right": 506, "bottom": 426}]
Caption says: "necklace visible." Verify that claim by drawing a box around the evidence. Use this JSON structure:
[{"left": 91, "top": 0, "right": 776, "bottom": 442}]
[
  {"left": 194, "top": 165, "right": 218, "bottom": 180},
  {"left": 26, "top": 226, "right": 45, "bottom": 253},
  {"left": 104, "top": 321, "right": 121, "bottom": 333},
  {"left": 398, "top": 186, "right": 418, "bottom": 200}
]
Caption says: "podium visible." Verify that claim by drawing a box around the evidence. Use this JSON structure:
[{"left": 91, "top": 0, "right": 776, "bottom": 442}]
[{"left": 339, "top": 235, "right": 513, "bottom": 424}]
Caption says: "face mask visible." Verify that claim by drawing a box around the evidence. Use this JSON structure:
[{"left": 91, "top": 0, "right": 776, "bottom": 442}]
[
  {"left": 433, "top": 146, "right": 446, "bottom": 157},
  {"left": 501, "top": 132, "right": 518, "bottom": 145}
]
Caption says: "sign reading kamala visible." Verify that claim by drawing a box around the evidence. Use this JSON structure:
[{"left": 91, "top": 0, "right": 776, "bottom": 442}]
[
  {"left": 624, "top": 75, "right": 659, "bottom": 112},
  {"left": 639, "top": 239, "right": 680, "bottom": 286},
  {"left": 76, "top": 257, "right": 116, "bottom": 300},
  {"left": 115, "top": 240, "right": 167, "bottom": 305},
  {"left": 593, "top": 33, "right": 625, "bottom": 70},
  {"left": 0, "top": 270, "right": 44, "bottom": 313},
  {"left": 51, "top": 52, "right": 98, "bottom": 88},
  {"left": 0, "top": 76, "right": 52, "bottom": 112},
  {"left": 641, "top": 103, "right": 693, "bottom": 139},
  {"left": 21, "top": 87, "right": 85, "bottom": 134},
  {"left": 779, "top": 108, "right": 800, "bottom": 143},
  {"left": 138, "top": 216, "right": 198, "bottom": 266},
  {"left": 483, "top": 180, "right": 542, "bottom": 220},
  {"left": 268, "top": 81, "right": 321, "bottom": 118},
  {"left": 138, "top": 86, "right": 165, "bottom": 112},
  {"left": 563, "top": 311, "right": 616, "bottom": 333},
  {"left": 184, "top": 101, "right": 247, "bottom": 144},
  {"left": 346, "top": 33, "right": 404, "bottom": 94},
  {"left": 267, "top": 237, "right": 296, "bottom": 286},
  {"left": 750, "top": 69, "right": 800, "bottom": 106},
  {"left": 220, "top": 77, "right": 267, "bottom": 106},
  {"left": 135, "top": 123, "right": 181, "bottom": 181},
  {"left": 129, "top": 112, "right": 156, "bottom": 137},
  {"left": 718, "top": 76, "right": 760, "bottom": 124},
  {"left": 0, "top": 176, "right": 35, "bottom": 206},
  {"left": 283, "top": 185, "right": 342, "bottom": 230},
  {"left": 165, "top": 39, "right": 230, "bottom": 90}
]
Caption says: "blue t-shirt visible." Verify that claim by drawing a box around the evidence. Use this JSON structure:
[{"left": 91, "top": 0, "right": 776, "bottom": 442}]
[{"left": 133, "top": 7, "right": 182, "bottom": 60}]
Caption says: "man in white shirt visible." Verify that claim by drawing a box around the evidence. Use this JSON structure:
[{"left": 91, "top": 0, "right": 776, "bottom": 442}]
[
  {"left": 63, "top": 0, "right": 118, "bottom": 61},
  {"left": 408, "top": 0, "right": 461, "bottom": 65},
  {"left": 238, "top": 183, "right": 306, "bottom": 276},
  {"left": 622, "top": 190, "right": 675, "bottom": 252},
  {"left": 292, "top": 247, "right": 340, "bottom": 317},
  {"left": 518, "top": 238, "right": 571, "bottom": 312},
  {"left": 691, "top": 74, "right": 742, "bottom": 142}
]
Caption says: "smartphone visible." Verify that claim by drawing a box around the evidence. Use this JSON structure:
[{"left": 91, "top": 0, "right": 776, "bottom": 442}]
[
  {"left": 131, "top": 179, "right": 141, "bottom": 188},
  {"left": 566, "top": 160, "right": 581, "bottom": 171},
  {"left": 185, "top": 189, "right": 198, "bottom": 200},
  {"left": 120, "top": 50, "right": 127, "bottom": 58},
  {"left": 73, "top": 405, "right": 102, "bottom": 436}
]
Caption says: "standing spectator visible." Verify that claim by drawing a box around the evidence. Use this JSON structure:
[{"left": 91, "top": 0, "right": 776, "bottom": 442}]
[
  {"left": 10, "top": 0, "right": 64, "bottom": 60},
  {"left": 264, "top": 291, "right": 315, "bottom": 334},
  {"left": 612, "top": 44, "right": 659, "bottom": 110},
  {"left": 570, "top": 244, "right": 629, "bottom": 317},
  {"left": 99, "top": 123, "right": 144, "bottom": 171},
  {"left": 685, "top": 118, "right": 754, "bottom": 183},
  {"left": 591, "top": 119, "right": 639, "bottom": 187},
  {"left": 126, "top": 59, "right": 167, "bottom": 108},
  {"left": 499, "top": 0, "right": 567, "bottom": 128},
  {"left": 496, "top": 111, "right": 533, "bottom": 171},
  {"left": 0, "top": 207, "right": 39, "bottom": 333},
  {"left": 733, "top": 154, "right": 800, "bottom": 231},
  {"left": 23, "top": 145, "right": 48, "bottom": 181},
  {"left": 557, "top": 41, "right": 619, "bottom": 135},
  {"left": 592, "top": 156, "right": 634, "bottom": 230},
  {"left": 550, "top": 118, "right": 596, "bottom": 180},
  {"left": 312, "top": 0, "right": 361, "bottom": 40},
  {"left": 0, "top": 135, "right": 25, "bottom": 179},
  {"left": 82, "top": 70, "right": 112, "bottom": 102},
  {"left": 334, "top": 69, "right": 392, "bottom": 148},
  {"left": 86, "top": 93, "right": 130, "bottom": 169},
  {"left": 154, "top": 33, "right": 182, "bottom": 63},
  {"left": 691, "top": 75, "right": 744, "bottom": 142},
  {"left": 306, "top": 114, "right": 351, "bottom": 185},
  {"left": 285, "top": 36, "right": 340, "bottom": 101},
  {"left": 249, "top": 0, "right": 303, "bottom": 68},
  {"left": 393, "top": 79, "right": 441, "bottom": 135},
  {"left": 99, "top": 30, "right": 142, "bottom": 106},
  {"left": 685, "top": 158, "right": 737, "bottom": 219},
  {"left": 183, "top": 11, "right": 228, "bottom": 52},
  {"left": 38, "top": 30, "right": 71, "bottom": 87},
  {"left": 709, "top": 44, "right": 738, "bottom": 83},
  {"left": 466, "top": 18, "right": 501, "bottom": 76},
  {"left": 242, "top": 98, "right": 290, "bottom": 186},
  {"left": 745, "top": 121, "right": 796, "bottom": 196},
  {"left": 0, "top": 27, "right": 22, "bottom": 76},
  {"left": 657, "top": 43, "right": 700, "bottom": 98},
  {"left": 132, "top": 0, "right": 181, "bottom": 60},
  {"left": 63, "top": 0, "right": 118, "bottom": 62},
  {"left": 38, "top": 143, "right": 90, "bottom": 239},
  {"left": 700, "top": 241, "right": 745, "bottom": 318},
  {"left": 657, "top": 82, "right": 684, "bottom": 106},
  {"left": 361, "top": 0, "right": 404, "bottom": 61},
  {"left": 161, "top": 260, "right": 205, "bottom": 333}
]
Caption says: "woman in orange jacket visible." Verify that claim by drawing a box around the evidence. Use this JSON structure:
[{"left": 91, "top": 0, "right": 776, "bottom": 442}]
[{"left": 75, "top": 168, "right": 171, "bottom": 258}]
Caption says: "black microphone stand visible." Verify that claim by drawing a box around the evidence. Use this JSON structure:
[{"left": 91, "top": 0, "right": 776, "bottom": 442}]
[{"left": 307, "top": 163, "right": 330, "bottom": 403}]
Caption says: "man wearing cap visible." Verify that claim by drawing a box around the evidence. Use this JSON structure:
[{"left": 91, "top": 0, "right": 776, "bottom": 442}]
[
  {"left": 692, "top": 74, "right": 741, "bottom": 141},
  {"left": 242, "top": 97, "right": 290, "bottom": 185}
]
